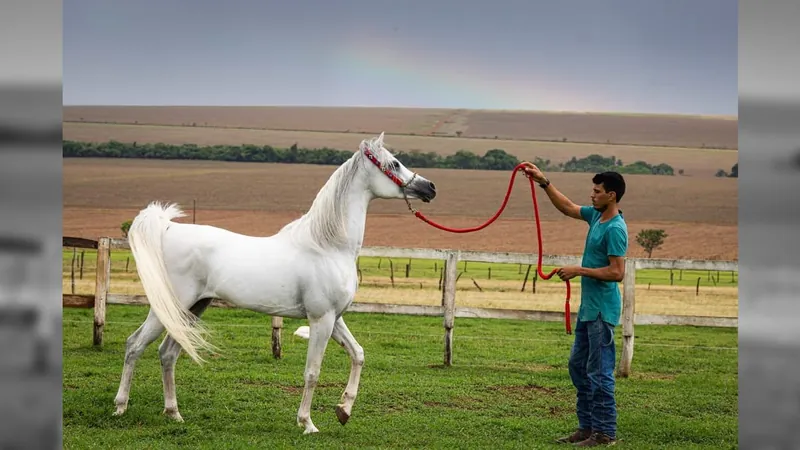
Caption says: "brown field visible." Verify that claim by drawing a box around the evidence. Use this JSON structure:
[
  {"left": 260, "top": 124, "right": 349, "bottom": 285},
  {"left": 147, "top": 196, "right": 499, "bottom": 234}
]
[
  {"left": 63, "top": 122, "right": 737, "bottom": 178},
  {"left": 63, "top": 105, "right": 737, "bottom": 149},
  {"left": 63, "top": 158, "right": 737, "bottom": 260},
  {"left": 62, "top": 105, "right": 738, "bottom": 261},
  {"left": 63, "top": 106, "right": 452, "bottom": 136},
  {"left": 459, "top": 110, "right": 737, "bottom": 149}
]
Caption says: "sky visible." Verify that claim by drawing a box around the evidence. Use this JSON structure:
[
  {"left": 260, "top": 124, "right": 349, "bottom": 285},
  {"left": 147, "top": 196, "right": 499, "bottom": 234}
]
[{"left": 62, "top": 0, "right": 738, "bottom": 115}]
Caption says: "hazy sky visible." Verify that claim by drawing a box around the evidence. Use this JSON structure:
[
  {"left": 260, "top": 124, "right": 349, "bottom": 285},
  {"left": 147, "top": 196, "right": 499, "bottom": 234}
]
[{"left": 63, "top": 0, "right": 737, "bottom": 115}]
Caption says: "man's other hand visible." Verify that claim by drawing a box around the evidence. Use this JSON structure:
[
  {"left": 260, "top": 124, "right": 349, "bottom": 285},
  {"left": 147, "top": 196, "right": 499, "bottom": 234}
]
[{"left": 557, "top": 266, "right": 582, "bottom": 281}]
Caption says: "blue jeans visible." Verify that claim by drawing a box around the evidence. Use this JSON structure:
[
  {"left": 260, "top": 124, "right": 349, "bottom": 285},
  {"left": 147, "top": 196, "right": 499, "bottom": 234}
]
[{"left": 568, "top": 316, "right": 617, "bottom": 438}]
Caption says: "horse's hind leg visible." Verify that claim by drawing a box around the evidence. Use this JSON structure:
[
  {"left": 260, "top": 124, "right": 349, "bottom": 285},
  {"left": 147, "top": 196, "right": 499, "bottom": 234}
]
[
  {"left": 297, "top": 311, "right": 336, "bottom": 434},
  {"left": 330, "top": 316, "right": 364, "bottom": 425},
  {"left": 158, "top": 297, "right": 213, "bottom": 422},
  {"left": 113, "top": 310, "right": 165, "bottom": 416}
]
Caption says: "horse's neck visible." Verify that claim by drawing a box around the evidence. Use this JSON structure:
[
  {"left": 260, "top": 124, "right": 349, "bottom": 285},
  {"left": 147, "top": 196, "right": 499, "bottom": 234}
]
[
  {"left": 341, "top": 177, "right": 371, "bottom": 255},
  {"left": 298, "top": 156, "right": 373, "bottom": 256}
]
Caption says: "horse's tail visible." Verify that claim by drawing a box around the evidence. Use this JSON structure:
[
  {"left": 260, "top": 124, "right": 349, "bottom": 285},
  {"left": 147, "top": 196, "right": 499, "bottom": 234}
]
[{"left": 128, "top": 201, "right": 214, "bottom": 364}]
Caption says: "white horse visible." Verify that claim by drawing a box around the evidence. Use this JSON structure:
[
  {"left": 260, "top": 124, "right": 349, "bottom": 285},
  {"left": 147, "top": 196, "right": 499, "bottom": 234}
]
[{"left": 112, "top": 132, "right": 436, "bottom": 434}]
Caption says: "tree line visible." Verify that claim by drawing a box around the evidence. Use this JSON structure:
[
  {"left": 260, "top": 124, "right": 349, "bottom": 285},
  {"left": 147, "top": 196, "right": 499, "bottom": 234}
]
[
  {"left": 63, "top": 140, "right": 678, "bottom": 175},
  {"left": 715, "top": 162, "right": 738, "bottom": 178}
]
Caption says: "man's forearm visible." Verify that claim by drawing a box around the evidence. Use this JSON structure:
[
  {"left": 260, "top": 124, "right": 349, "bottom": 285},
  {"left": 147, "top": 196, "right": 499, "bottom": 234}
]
[
  {"left": 542, "top": 182, "right": 577, "bottom": 216},
  {"left": 578, "top": 265, "right": 624, "bottom": 282}
]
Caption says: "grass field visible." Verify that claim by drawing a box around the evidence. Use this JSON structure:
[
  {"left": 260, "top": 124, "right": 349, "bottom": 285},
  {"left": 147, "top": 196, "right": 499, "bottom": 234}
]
[{"left": 62, "top": 305, "right": 738, "bottom": 449}]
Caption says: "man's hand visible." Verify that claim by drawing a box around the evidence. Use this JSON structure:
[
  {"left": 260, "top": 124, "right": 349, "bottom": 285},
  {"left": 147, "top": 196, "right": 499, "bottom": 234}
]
[
  {"left": 519, "top": 161, "right": 583, "bottom": 220},
  {"left": 519, "top": 161, "right": 547, "bottom": 184},
  {"left": 557, "top": 266, "right": 582, "bottom": 281}
]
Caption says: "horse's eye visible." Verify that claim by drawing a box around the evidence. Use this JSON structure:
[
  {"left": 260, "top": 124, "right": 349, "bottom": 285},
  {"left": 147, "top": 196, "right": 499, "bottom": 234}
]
[{"left": 390, "top": 161, "right": 400, "bottom": 170}]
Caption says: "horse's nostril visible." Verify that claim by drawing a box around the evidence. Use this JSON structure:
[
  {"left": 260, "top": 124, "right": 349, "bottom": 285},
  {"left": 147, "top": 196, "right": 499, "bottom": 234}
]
[{"left": 429, "top": 182, "right": 436, "bottom": 191}]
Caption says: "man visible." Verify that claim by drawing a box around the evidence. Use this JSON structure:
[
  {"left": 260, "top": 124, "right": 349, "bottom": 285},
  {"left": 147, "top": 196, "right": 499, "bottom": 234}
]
[{"left": 520, "top": 161, "right": 628, "bottom": 447}]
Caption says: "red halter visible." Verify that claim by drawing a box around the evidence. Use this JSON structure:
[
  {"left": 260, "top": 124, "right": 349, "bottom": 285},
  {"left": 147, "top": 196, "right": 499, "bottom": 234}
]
[{"left": 362, "top": 144, "right": 419, "bottom": 212}]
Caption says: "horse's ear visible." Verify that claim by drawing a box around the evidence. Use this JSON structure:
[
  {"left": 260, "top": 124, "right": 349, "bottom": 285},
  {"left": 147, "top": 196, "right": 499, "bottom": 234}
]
[{"left": 377, "top": 131, "right": 385, "bottom": 146}]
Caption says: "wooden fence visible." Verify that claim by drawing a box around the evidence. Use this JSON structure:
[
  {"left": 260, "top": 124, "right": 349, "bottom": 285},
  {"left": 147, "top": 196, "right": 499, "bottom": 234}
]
[{"left": 62, "top": 237, "right": 738, "bottom": 378}]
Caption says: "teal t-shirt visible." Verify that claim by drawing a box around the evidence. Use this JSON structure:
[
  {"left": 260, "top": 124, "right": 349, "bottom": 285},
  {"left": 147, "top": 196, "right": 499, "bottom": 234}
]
[{"left": 578, "top": 206, "right": 628, "bottom": 326}]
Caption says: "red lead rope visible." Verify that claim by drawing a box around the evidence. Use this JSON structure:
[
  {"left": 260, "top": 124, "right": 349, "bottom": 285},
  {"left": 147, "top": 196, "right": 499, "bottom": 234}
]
[{"left": 410, "top": 163, "right": 573, "bottom": 335}]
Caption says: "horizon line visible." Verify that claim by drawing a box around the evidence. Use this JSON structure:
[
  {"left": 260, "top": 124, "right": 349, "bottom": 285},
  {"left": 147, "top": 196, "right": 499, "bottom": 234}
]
[{"left": 61, "top": 103, "right": 739, "bottom": 120}]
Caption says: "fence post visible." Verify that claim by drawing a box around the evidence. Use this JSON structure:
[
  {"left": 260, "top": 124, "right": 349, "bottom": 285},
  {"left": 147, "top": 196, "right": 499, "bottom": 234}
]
[
  {"left": 271, "top": 316, "right": 283, "bottom": 358},
  {"left": 617, "top": 258, "right": 636, "bottom": 377},
  {"left": 93, "top": 237, "right": 111, "bottom": 347},
  {"left": 442, "top": 251, "right": 459, "bottom": 366}
]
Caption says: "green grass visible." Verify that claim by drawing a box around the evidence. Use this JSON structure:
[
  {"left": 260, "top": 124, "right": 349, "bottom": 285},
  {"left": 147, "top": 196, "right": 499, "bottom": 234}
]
[
  {"left": 63, "top": 249, "right": 738, "bottom": 289},
  {"left": 63, "top": 305, "right": 738, "bottom": 449}
]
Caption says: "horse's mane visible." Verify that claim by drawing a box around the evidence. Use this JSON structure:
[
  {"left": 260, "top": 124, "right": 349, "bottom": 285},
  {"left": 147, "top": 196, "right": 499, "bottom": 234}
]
[{"left": 280, "top": 136, "right": 391, "bottom": 252}]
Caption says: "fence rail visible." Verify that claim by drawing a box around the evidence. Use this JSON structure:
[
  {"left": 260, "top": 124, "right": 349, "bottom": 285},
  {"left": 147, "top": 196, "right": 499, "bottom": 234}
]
[{"left": 62, "top": 237, "right": 738, "bottom": 378}]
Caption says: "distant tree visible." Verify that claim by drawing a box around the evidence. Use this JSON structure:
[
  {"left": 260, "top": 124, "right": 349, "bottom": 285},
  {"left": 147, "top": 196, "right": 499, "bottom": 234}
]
[
  {"left": 455, "top": 131, "right": 462, "bottom": 137},
  {"left": 121, "top": 220, "right": 132, "bottom": 238},
  {"left": 444, "top": 150, "right": 481, "bottom": 169},
  {"left": 636, "top": 229, "right": 668, "bottom": 258},
  {"left": 728, "top": 163, "right": 738, "bottom": 178},
  {"left": 480, "top": 148, "right": 520, "bottom": 170},
  {"left": 715, "top": 169, "right": 728, "bottom": 177}
]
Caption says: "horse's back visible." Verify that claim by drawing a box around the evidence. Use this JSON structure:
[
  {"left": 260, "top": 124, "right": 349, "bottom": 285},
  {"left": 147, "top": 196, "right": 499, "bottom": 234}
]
[
  {"left": 159, "top": 221, "right": 358, "bottom": 318},
  {"left": 159, "top": 222, "right": 305, "bottom": 312}
]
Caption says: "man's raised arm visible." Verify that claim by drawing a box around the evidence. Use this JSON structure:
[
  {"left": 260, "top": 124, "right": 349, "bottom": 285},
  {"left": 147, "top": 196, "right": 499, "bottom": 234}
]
[{"left": 519, "top": 161, "right": 583, "bottom": 221}]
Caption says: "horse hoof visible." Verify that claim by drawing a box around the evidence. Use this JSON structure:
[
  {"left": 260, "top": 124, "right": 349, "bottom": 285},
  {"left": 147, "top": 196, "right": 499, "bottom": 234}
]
[
  {"left": 335, "top": 405, "right": 350, "bottom": 425},
  {"left": 297, "top": 417, "right": 319, "bottom": 434},
  {"left": 112, "top": 407, "right": 126, "bottom": 417},
  {"left": 163, "top": 408, "right": 184, "bottom": 422}
]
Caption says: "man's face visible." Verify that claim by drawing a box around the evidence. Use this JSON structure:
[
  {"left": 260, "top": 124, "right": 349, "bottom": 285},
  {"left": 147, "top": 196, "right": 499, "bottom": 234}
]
[{"left": 591, "top": 183, "right": 614, "bottom": 211}]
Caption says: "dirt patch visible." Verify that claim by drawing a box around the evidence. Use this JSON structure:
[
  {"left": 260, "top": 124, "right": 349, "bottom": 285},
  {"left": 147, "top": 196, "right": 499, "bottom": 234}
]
[
  {"left": 487, "top": 384, "right": 557, "bottom": 395},
  {"left": 276, "top": 382, "right": 340, "bottom": 394},
  {"left": 238, "top": 378, "right": 272, "bottom": 386},
  {"left": 423, "top": 397, "right": 484, "bottom": 411},
  {"left": 486, "top": 385, "right": 570, "bottom": 407},
  {"left": 384, "top": 404, "right": 406, "bottom": 414},
  {"left": 628, "top": 372, "right": 678, "bottom": 381},
  {"left": 423, "top": 400, "right": 445, "bottom": 407},
  {"left": 548, "top": 405, "right": 571, "bottom": 417}
]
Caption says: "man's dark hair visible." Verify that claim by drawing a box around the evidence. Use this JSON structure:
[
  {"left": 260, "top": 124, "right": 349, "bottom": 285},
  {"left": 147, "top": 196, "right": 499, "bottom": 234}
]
[{"left": 592, "top": 171, "right": 626, "bottom": 202}]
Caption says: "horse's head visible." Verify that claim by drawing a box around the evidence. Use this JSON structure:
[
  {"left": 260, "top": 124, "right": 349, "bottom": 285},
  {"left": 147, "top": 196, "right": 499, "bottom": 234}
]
[{"left": 360, "top": 132, "right": 436, "bottom": 204}]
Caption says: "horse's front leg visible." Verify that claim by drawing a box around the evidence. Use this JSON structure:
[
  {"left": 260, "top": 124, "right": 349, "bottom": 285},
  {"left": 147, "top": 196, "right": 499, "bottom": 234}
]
[
  {"left": 297, "top": 311, "right": 336, "bottom": 434},
  {"left": 330, "top": 316, "right": 364, "bottom": 425}
]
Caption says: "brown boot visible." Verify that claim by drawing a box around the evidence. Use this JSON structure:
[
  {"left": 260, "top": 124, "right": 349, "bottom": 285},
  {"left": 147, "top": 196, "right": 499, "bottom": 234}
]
[
  {"left": 575, "top": 431, "right": 617, "bottom": 446},
  {"left": 555, "top": 428, "right": 592, "bottom": 444}
]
